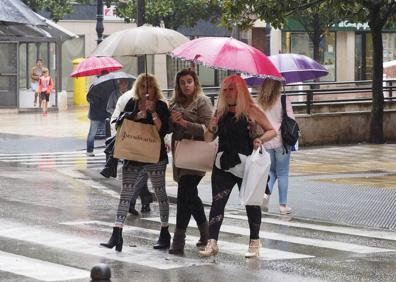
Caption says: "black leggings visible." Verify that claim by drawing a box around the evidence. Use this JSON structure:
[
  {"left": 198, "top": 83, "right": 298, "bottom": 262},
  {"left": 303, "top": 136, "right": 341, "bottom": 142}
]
[
  {"left": 208, "top": 167, "right": 261, "bottom": 240},
  {"left": 176, "top": 175, "right": 207, "bottom": 230}
]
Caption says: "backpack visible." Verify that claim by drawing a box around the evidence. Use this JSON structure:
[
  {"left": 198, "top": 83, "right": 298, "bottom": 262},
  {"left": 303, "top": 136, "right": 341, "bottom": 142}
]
[{"left": 280, "top": 95, "right": 299, "bottom": 151}]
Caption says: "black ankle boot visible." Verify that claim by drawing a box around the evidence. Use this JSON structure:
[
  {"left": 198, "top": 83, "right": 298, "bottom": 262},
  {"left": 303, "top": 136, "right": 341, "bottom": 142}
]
[
  {"left": 153, "top": 226, "right": 171, "bottom": 249},
  {"left": 100, "top": 227, "right": 123, "bottom": 252},
  {"left": 141, "top": 204, "right": 151, "bottom": 213},
  {"left": 128, "top": 202, "right": 139, "bottom": 216},
  {"left": 168, "top": 228, "right": 186, "bottom": 255}
]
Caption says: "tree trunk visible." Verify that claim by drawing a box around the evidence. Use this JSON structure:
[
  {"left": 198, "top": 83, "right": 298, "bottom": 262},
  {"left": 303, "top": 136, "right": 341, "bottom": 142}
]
[{"left": 369, "top": 26, "right": 384, "bottom": 144}]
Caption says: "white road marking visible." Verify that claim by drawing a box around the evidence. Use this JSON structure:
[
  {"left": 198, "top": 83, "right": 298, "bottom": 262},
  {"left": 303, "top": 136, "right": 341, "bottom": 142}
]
[
  {"left": 0, "top": 219, "right": 206, "bottom": 270},
  {"left": 225, "top": 213, "right": 396, "bottom": 241},
  {"left": 61, "top": 220, "right": 313, "bottom": 261},
  {"left": 142, "top": 217, "right": 395, "bottom": 254},
  {"left": 0, "top": 250, "right": 89, "bottom": 281}
]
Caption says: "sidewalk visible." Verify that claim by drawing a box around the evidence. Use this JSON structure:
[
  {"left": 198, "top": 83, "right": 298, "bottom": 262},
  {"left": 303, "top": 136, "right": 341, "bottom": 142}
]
[{"left": 1, "top": 108, "right": 396, "bottom": 230}]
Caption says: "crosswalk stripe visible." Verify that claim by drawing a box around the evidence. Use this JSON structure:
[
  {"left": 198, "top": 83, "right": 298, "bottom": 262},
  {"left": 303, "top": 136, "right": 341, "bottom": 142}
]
[
  {"left": 0, "top": 219, "right": 206, "bottom": 270},
  {"left": 61, "top": 220, "right": 313, "bottom": 261},
  {"left": 0, "top": 250, "right": 90, "bottom": 281},
  {"left": 142, "top": 217, "right": 395, "bottom": 254},
  {"left": 224, "top": 213, "right": 396, "bottom": 241}
]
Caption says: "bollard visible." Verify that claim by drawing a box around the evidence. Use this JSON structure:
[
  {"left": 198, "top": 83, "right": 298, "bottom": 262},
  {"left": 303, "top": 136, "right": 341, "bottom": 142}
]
[{"left": 90, "top": 263, "right": 111, "bottom": 281}]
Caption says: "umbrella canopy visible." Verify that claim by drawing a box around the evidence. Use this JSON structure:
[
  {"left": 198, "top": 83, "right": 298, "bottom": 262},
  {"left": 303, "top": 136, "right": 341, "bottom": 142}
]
[
  {"left": 245, "top": 53, "right": 328, "bottom": 86},
  {"left": 70, "top": 57, "right": 123, "bottom": 78},
  {"left": 90, "top": 25, "right": 189, "bottom": 57},
  {"left": 92, "top": 71, "right": 136, "bottom": 87},
  {"left": 171, "top": 37, "right": 283, "bottom": 81},
  {"left": 0, "top": 0, "right": 46, "bottom": 26}
]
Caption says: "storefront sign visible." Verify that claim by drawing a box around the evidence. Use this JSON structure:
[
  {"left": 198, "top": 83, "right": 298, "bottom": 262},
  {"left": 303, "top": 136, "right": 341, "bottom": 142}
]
[{"left": 103, "top": 5, "right": 123, "bottom": 21}]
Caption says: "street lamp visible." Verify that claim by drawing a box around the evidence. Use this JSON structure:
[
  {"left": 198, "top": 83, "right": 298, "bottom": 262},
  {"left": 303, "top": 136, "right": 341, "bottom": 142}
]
[{"left": 96, "top": 0, "right": 104, "bottom": 45}]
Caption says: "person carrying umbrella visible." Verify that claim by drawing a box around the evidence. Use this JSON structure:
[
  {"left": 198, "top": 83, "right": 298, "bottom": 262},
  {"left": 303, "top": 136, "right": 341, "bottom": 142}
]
[
  {"left": 257, "top": 79, "right": 296, "bottom": 215},
  {"left": 200, "top": 75, "right": 276, "bottom": 258},
  {"left": 168, "top": 69, "right": 213, "bottom": 255}
]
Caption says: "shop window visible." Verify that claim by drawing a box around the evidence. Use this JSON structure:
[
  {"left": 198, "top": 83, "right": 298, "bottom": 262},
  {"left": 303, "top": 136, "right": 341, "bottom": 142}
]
[{"left": 282, "top": 32, "right": 335, "bottom": 81}]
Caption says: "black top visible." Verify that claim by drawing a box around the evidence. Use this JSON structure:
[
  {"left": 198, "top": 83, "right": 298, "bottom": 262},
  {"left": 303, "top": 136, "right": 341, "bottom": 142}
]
[
  {"left": 123, "top": 98, "right": 170, "bottom": 165},
  {"left": 217, "top": 112, "right": 252, "bottom": 170}
]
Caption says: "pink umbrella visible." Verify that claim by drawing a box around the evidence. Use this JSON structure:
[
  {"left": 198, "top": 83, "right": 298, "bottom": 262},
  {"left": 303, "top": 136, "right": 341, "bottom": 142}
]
[
  {"left": 171, "top": 37, "right": 283, "bottom": 81},
  {"left": 70, "top": 56, "right": 123, "bottom": 78}
]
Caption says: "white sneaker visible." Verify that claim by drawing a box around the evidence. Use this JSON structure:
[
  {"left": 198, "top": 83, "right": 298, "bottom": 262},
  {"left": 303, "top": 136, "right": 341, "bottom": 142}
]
[
  {"left": 86, "top": 152, "right": 95, "bottom": 157},
  {"left": 261, "top": 195, "right": 270, "bottom": 212},
  {"left": 279, "top": 205, "right": 292, "bottom": 215}
]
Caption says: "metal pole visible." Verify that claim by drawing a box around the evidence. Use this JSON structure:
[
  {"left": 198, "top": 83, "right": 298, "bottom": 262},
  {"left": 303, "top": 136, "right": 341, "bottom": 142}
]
[
  {"left": 96, "top": 0, "right": 104, "bottom": 45},
  {"left": 137, "top": 0, "right": 145, "bottom": 74}
]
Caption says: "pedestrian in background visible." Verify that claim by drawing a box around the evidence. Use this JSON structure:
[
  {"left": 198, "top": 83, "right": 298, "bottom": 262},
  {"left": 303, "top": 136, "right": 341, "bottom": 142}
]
[
  {"left": 100, "top": 73, "right": 171, "bottom": 252},
  {"left": 200, "top": 75, "right": 276, "bottom": 258},
  {"left": 86, "top": 72, "right": 111, "bottom": 157},
  {"left": 31, "top": 58, "right": 43, "bottom": 107},
  {"left": 37, "top": 67, "right": 53, "bottom": 116},
  {"left": 168, "top": 69, "right": 213, "bottom": 255},
  {"left": 257, "top": 78, "right": 295, "bottom": 215},
  {"left": 108, "top": 78, "right": 153, "bottom": 214}
]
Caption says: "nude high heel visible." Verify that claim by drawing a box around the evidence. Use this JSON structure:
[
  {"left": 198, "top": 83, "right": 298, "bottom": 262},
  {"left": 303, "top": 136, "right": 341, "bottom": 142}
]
[{"left": 199, "top": 239, "right": 219, "bottom": 257}]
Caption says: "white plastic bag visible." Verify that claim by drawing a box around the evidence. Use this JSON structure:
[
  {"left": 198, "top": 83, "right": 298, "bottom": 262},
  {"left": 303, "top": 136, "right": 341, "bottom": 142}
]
[{"left": 239, "top": 146, "right": 271, "bottom": 206}]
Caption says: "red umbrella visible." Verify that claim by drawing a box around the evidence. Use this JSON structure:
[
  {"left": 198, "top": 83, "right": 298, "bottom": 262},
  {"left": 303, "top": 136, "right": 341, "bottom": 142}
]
[
  {"left": 171, "top": 37, "right": 283, "bottom": 81},
  {"left": 70, "top": 56, "right": 123, "bottom": 78}
]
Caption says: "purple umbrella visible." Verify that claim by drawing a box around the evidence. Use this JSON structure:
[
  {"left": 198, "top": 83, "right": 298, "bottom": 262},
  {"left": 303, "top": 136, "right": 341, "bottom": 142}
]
[{"left": 245, "top": 53, "right": 328, "bottom": 86}]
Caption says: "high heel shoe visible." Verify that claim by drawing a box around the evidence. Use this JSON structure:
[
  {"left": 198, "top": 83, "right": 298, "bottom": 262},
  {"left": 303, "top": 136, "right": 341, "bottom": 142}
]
[
  {"left": 100, "top": 227, "right": 123, "bottom": 252},
  {"left": 245, "top": 239, "right": 261, "bottom": 258},
  {"left": 199, "top": 239, "right": 218, "bottom": 257},
  {"left": 153, "top": 226, "right": 171, "bottom": 249},
  {"left": 196, "top": 222, "right": 209, "bottom": 249}
]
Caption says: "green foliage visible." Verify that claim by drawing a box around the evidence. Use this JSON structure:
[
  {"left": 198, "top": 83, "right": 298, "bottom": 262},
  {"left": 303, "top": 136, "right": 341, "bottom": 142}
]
[{"left": 103, "top": 0, "right": 222, "bottom": 29}]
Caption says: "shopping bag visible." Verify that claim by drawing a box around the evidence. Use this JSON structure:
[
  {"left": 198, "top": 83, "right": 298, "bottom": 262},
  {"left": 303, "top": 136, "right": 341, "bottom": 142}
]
[
  {"left": 113, "top": 119, "right": 161, "bottom": 163},
  {"left": 239, "top": 146, "right": 271, "bottom": 206},
  {"left": 174, "top": 139, "right": 218, "bottom": 172}
]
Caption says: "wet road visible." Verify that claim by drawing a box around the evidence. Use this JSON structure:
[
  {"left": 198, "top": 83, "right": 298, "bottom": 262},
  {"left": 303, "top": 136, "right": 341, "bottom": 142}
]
[{"left": 0, "top": 156, "right": 396, "bottom": 281}]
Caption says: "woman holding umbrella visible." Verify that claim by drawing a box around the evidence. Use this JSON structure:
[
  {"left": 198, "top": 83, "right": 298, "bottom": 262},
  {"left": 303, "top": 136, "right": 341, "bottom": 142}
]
[
  {"left": 168, "top": 68, "right": 213, "bottom": 255},
  {"left": 257, "top": 78, "right": 296, "bottom": 215},
  {"left": 100, "top": 73, "right": 171, "bottom": 252},
  {"left": 200, "top": 75, "right": 276, "bottom": 258}
]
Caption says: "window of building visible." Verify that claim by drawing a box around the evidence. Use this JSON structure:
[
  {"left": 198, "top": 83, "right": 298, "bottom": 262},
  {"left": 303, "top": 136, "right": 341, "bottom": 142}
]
[{"left": 282, "top": 31, "right": 336, "bottom": 81}]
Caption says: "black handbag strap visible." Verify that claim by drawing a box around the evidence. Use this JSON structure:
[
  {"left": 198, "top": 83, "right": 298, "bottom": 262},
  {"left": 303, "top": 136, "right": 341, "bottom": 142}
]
[{"left": 281, "top": 95, "right": 288, "bottom": 119}]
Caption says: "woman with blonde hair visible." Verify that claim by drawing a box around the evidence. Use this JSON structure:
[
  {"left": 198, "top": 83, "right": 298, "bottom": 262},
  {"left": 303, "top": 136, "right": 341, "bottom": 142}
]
[
  {"left": 100, "top": 73, "right": 171, "bottom": 252},
  {"left": 168, "top": 68, "right": 213, "bottom": 255},
  {"left": 257, "top": 78, "right": 295, "bottom": 215},
  {"left": 200, "top": 75, "right": 276, "bottom": 258}
]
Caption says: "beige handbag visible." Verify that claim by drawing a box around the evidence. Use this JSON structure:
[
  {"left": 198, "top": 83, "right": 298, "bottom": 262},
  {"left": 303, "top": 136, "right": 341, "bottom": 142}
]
[
  {"left": 174, "top": 139, "right": 218, "bottom": 172},
  {"left": 114, "top": 119, "right": 161, "bottom": 163}
]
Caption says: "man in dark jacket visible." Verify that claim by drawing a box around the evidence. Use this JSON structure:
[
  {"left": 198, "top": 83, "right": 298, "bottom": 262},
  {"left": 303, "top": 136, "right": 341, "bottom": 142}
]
[{"left": 86, "top": 79, "right": 112, "bottom": 156}]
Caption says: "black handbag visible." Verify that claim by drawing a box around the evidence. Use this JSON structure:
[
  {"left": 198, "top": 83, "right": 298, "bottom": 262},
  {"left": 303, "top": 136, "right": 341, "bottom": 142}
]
[{"left": 280, "top": 95, "right": 300, "bottom": 151}]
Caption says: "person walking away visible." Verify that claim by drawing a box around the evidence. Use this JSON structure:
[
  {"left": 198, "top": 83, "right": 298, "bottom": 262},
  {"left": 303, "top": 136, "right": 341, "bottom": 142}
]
[
  {"left": 37, "top": 68, "right": 53, "bottom": 116},
  {"left": 257, "top": 79, "right": 296, "bottom": 215},
  {"left": 31, "top": 59, "right": 43, "bottom": 107},
  {"left": 100, "top": 73, "right": 171, "bottom": 252},
  {"left": 107, "top": 78, "right": 153, "bottom": 214},
  {"left": 200, "top": 75, "right": 276, "bottom": 258},
  {"left": 86, "top": 74, "right": 112, "bottom": 157},
  {"left": 168, "top": 69, "right": 213, "bottom": 255}
]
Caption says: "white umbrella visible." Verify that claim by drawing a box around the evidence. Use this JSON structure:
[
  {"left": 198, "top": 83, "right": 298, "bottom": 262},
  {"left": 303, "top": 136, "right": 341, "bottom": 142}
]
[{"left": 90, "top": 25, "right": 189, "bottom": 57}]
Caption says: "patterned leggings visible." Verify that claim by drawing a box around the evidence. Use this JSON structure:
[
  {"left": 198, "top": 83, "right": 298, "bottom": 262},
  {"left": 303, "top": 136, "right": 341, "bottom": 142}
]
[
  {"left": 208, "top": 166, "right": 262, "bottom": 240},
  {"left": 115, "top": 160, "right": 169, "bottom": 227}
]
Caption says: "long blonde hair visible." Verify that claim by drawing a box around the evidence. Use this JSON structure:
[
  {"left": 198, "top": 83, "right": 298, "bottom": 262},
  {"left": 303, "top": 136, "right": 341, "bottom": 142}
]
[
  {"left": 216, "top": 75, "right": 254, "bottom": 119},
  {"left": 132, "top": 73, "right": 166, "bottom": 102},
  {"left": 257, "top": 78, "right": 282, "bottom": 110},
  {"left": 170, "top": 68, "right": 204, "bottom": 104}
]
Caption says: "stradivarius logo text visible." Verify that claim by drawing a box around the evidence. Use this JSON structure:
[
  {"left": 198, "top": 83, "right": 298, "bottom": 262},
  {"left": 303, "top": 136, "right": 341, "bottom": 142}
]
[{"left": 121, "top": 132, "right": 156, "bottom": 143}]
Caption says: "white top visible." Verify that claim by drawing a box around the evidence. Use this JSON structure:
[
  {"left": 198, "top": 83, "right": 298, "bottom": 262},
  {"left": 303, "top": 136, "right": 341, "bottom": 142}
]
[
  {"left": 263, "top": 95, "right": 295, "bottom": 149},
  {"left": 110, "top": 89, "right": 133, "bottom": 136}
]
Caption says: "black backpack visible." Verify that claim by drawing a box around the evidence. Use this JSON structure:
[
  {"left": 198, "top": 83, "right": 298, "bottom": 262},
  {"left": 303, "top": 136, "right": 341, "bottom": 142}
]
[{"left": 280, "top": 95, "right": 299, "bottom": 150}]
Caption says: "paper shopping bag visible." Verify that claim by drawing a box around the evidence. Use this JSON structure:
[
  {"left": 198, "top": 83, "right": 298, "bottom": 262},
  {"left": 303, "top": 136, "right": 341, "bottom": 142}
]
[{"left": 114, "top": 119, "right": 161, "bottom": 163}]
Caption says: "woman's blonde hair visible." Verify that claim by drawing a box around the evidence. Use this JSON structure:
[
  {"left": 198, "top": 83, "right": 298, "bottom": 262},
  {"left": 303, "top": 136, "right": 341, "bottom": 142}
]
[
  {"left": 132, "top": 73, "right": 166, "bottom": 102},
  {"left": 216, "top": 75, "right": 254, "bottom": 119},
  {"left": 170, "top": 68, "right": 204, "bottom": 104},
  {"left": 257, "top": 78, "right": 282, "bottom": 110}
]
